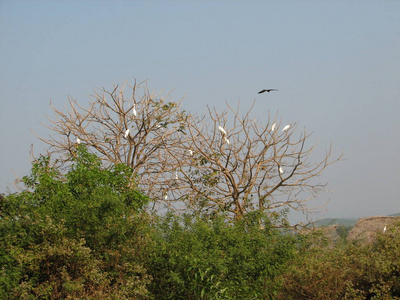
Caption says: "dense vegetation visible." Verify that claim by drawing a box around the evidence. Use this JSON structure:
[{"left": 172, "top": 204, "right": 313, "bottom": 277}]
[{"left": 1, "top": 148, "right": 399, "bottom": 299}]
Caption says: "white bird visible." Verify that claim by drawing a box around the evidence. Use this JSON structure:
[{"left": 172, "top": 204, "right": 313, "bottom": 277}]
[
  {"left": 189, "top": 149, "right": 193, "bottom": 156},
  {"left": 164, "top": 192, "right": 168, "bottom": 200},
  {"left": 175, "top": 170, "right": 179, "bottom": 180},
  {"left": 271, "top": 123, "right": 277, "bottom": 132},
  {"left": 76, "top": 137, "right": 81, "bottom": 144},
  {"left": 124, "top": 128, "right": 130, "bottom": 138},
  {"left": 224, "top": 136, "right": 230, "bottom": 145},
  {"left": 279, "top": 166, "right": 284, "bottom": 174},
  {"left": 218, "top": 125, "right": 227, "bottom": 135},
  {"left": 132, "top": 104, "right": 137, "bottom": 117},
  {"left": 383, "top": 226, "right": 387, "bottom": 233},
  {"left": 282, "top": 125, "right": 290, "bottom": 132}
]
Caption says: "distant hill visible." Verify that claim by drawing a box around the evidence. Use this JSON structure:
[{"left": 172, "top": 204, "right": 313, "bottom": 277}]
[
  {"left": 316, "top": 213, "right": 400, "bottom": 228},
  {"left": 388, "top": 213, "right": 400, "bottom": 217},
  {"left": 316, "top": 218, "right": 357, "bottom": 227}
]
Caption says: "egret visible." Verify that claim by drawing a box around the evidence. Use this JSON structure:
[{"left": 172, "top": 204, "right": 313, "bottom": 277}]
[
  {"left": 279, "top": 166, "right": 284, "bottom": 174},
  {"left": 164, "top": 192, "right": 168, "bottom": 200},
  {"left": 132, "top": 104, "right": 137, "bottom": 117},
  {"left": 383, "top": 226, "right": 387, "bottom": 233},
  {"left": 218, "top": 125, "right": 227, "bottom": 136},
  {"left": 124, "top": 128, "right": 130, "bottom": 138},
  {"left": 282, "top": 125, "right": 290, "bottom": 132},
  {"left": 189, "top": 149, "right": 193, "bottom": 156},
  {"left": 175, "top": 170, "right": 179, "bottom": 180},
  {"left": 224, "top": 136, "right": 230, "bottom": 145},
  {"left": 271, "top": 123, "right": 277, "bottom": 132},
  {"left": 258, "top": 89, "right": 278, "bottom": 94},
  {"left": 76, "top": 137, "right": 81, "bottom": 144}
]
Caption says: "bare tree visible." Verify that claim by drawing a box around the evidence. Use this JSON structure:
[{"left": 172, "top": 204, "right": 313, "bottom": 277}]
[
  {"left": 161, "top": 101, "right": 342, "bottom": 226},
  {"left": 38, "top": 81, "right": 341, "bottom": 227},
  {"left": 37, "top": 80, "right": 194, "bottom": 202}
]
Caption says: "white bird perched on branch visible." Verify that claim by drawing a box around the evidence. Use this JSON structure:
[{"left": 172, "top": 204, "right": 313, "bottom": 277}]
[
  {"left": 164, "top": 192, "right": 168, "bottom": 200},
  {"left": 175, "top": 170, "right": 179, "bottom": 180},
  {"left": 279, "top": 166, "right": 284, "bottom": 174},
  {"left": 124, "top": 128, "right": 130, "bottom": 138},
  {"left": 218, "top": 125, "right": 227, "bottom": 135},
  {"left": 282, "top": 125, "right": 290, "bottom": 132},
  {"left": 76, "top": 137, "right": 81, "bottom": 144},
  {"left": 189, "top": 149, "right": 193, "bottom": 156},
  {"left": 132, "top": 104, "right": 137, "bottom": 117},
  {"left": 271, "top": 123, "right": 277, "bottom": 132},
  {"left": 218, "top": 125, "right": 230, "bottom": 144},
  {"left": 383, "top": 226, "right": 387, "bottom": 233}
]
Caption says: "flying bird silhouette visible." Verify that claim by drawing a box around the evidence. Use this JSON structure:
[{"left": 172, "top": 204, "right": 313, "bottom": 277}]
[{"left": 258, "top": 89, "right": 278, "bottom": 94}]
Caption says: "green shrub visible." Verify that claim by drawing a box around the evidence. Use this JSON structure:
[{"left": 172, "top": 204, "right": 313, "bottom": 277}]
[
  {"left": 0, "top": 147, "right": 151, "bottom": 299},
  {"left": 278, "top": 222, "right": 400, "bottom": 299},
  {"left": 145, "top": 213, "right": 299, "bottom": 299}
]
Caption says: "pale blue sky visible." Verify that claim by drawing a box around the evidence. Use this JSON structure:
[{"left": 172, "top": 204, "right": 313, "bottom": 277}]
[{"left": 1, "top": 1, "right": 399, "bottom": 220}]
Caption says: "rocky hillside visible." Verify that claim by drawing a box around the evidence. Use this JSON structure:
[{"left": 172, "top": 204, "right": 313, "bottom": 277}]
[{"left": 347, "top": 215, "right": 400, "bottom": 244}]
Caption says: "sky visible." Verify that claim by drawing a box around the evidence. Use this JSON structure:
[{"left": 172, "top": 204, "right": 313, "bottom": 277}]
[{"left": 1, "top": 0, "right": 399, "bottom": 221}]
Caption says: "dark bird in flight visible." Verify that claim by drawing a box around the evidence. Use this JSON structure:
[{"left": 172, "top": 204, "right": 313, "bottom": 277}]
[{"left": 258, "top": 89, "right": 278, "bottom": 94}]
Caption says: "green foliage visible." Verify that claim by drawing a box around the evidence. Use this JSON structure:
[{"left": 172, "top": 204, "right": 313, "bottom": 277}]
[
  {"left": 0, "top": 146, "right": 151, "bottom": 299},
  {"left": 336, "top": 224, "right": 352, "bottom": 241},
  {"left": 145, "top": 213, "right": 299, "bottom": 299},
  {"left": 2, "top": 146, "right": 400, "bottom": 299},
  {"left": 278, "top": 222, "right": 400, "bottom": 299}
]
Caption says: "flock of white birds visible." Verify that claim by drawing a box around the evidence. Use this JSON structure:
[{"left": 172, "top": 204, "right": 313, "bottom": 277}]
[{"left": 74, "top": 92, "right": 292, "bottom": 200}]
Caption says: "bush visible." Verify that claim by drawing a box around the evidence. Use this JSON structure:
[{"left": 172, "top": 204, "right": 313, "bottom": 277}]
[
  {"left": 278, "top": 222, "right": 400, "bottom": 299},
  {"left": 0, "top": 147, "right": 151, "bottom": 299},
  {"left": 145, "top": 213, "right": 299, "bottom": 299}
]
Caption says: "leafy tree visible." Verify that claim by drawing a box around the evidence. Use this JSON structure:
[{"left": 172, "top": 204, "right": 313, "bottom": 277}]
[{"left": 0, "top": 146, "right": 151, "bottom": 299}]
